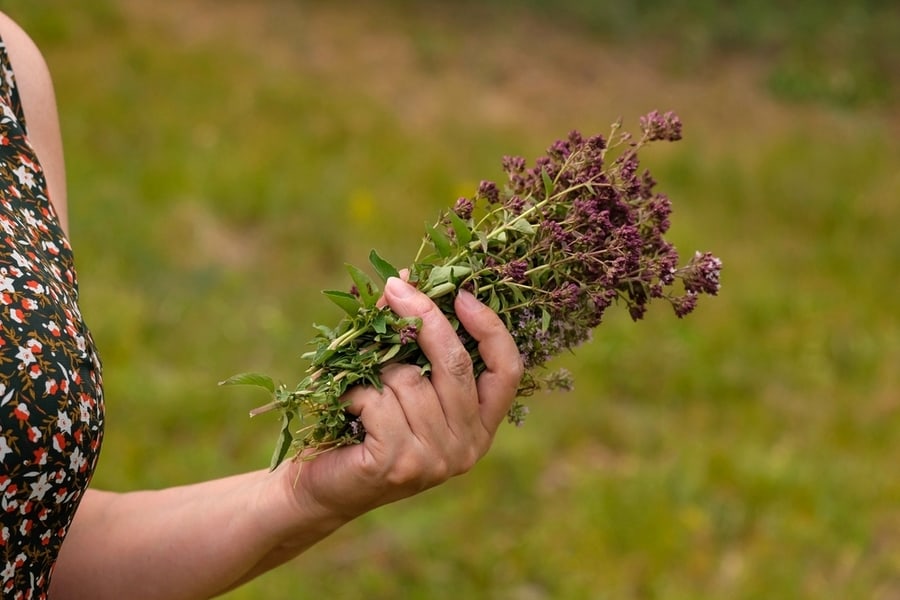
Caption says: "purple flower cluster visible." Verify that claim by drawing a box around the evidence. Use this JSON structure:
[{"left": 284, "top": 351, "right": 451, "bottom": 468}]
[
  {"left": 419, "top": 112, "right": 721, "bottom": 400},
  {"left": 476, "top": 180, "right": 500, "bottom": 204},
  {"left": 398, "top": 323, "right": 419, "bottom": 345},
  {"left": 640, "top": 110, "right": 683, "bottom": 142},
  {"left": 453, "top": 197, "right": 474, "bottom": 219},
  {"left": 682, "top": 251, "right": 723, "bottom": 295},
  {"left": 500, "top": 259, "right": 529, "bottom": 283}
]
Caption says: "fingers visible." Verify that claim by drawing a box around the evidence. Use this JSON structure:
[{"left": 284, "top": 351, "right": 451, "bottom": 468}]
[
  {"left": 346, "top": 363, "right": 451, "bottom": 456},
  {"left": 294, "top": 278, "right": 524, "bottom": 519},
  {"left": 380, "top": 364, "right": 447, "bottom": 445},
  {"left": 341, "top": 370, "right": 453, "bottom": 488},
  {"left": 383, "top": 277, "right": 523, "bottom": 437},
  {"left": 375, "top": 269, "right": 409, "bottom": 308},
  {"left": 383, "top": 277, "right": 480, "bottom": 430},
  {"left": 453, "top": 289, "right": 523, "bottom": 434}
]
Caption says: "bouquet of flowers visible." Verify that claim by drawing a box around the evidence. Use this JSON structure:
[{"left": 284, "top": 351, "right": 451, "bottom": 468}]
[{"left": 223, "top": 111, "right": 722, "bottom": 469}]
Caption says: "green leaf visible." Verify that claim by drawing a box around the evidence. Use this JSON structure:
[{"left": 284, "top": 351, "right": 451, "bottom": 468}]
[
  {"left": 509, "top": 218, "right": 535, "bottom": 235},
  {"left": 477, "top": 231, "right": 489, "bottom": 253},
  {"left": 541, "top": 308, "right": 552, "bottom": 332},
  {"left": 426, "top": 265, "right": 472, "bottom": 290},
  {"left": 369, "top": 249, "right": 400, "bottom": 282},
  {"left": 541, "top": 168, "right": 554, "bottom": 199},
  {"left": 345, "top": 263, "right": 378, "bottom": 307},
  {"left": 447, "top": 210, "right": 473, "bottom": 245},
  {"left": 379, "top": 343, "right": 402, "bottom": 363},
  {"left": 323, "top": 290, "right": 361, "bottom": 316},
  {"left": 426, "top": 222, "right": 452, "bottom": 257},
  {"left": 372, "top": 311, "right": 387, "bottom": 334},
  {"left": 488, "top": 290, "right": 501, "bottom": 312},
  {"left": 219, "top": 372, "right": 276, "bottom": 393},
  {"left": 426, "top": 265, "right": 452, "bottom": 288},
  {"left": 510, "top": 284, "right": 527, "bottom": 306},
  {"left": 312, "top": 347, "right": 336, "bottom": 365},
  {"left": 269, "top": 410, "right": 295, "bottom": 470},
  {"left": 312, "top": 323, "right": 334, "bottom": 338}
]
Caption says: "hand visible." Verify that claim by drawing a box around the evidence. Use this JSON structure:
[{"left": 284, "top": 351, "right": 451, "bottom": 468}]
[{"left": 282, "top": 276, "right": 523, "bottom": 523}]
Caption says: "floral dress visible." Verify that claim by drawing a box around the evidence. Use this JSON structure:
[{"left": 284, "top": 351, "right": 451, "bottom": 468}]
[{"left": 0, "top": 37, "right": 105, "bottom": 598}]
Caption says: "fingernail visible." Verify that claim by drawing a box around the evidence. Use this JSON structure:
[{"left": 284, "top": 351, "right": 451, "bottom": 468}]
[
  {"left": 386, "top": 277, "right": 414, "bottom": 298},
  {"left": 456, "top": 288, "right": 480, "bottom": 308}
]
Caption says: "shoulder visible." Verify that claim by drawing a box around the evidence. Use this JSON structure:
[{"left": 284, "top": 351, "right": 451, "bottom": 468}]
[
  {"left": 0, "top": 11, "right": 69, "bottom": 233},
  {"left": 0, "top": 12, "right": 58, "bottom": 127}
]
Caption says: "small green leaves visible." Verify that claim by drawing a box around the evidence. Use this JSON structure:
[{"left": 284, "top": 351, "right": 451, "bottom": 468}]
[
  {"left": 509, "top": 218, "right": 535, "bottom": 235},
  {"left": 426, "top": 222, "right": 452, "bottom": 257},
  {"left": 447, "top": 210, "right": 473, "bottom": 245},
  {"left": 369, "top": 249, "right": 400, "bottom": 282},
  {"left": 372, "top": 311, "right": 387, "bottom": 334},
  {"left": 270, "top": 409, "right": 295, "bottom": 471},
  {"left": 541, "top": 168, "right": 554, "bottom": 199},
  {"left": 346, "top": 263, "right": 378, "bottom": 307},
  {"left": 477, "top": 231, "right": 489, "bottom": 253},
  {"left": 219, "top": 372, "right": 276, "bottom": 393},
  {"left": 379, "top": 343, "right": 402, "bottom": 363},
  {"left": 323, "top": 290, "right": 362, "bottom": 316},
  {"left": 426, "top": 265, "right": 472, "bottom": 291}
]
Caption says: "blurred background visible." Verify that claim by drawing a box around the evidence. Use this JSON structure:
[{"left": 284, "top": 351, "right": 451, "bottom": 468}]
[{"left": 3, "top": 0, "right": 899, "bottom": 597}]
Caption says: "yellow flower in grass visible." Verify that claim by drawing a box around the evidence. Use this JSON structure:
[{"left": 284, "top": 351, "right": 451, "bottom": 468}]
[{"left": 347, "top": 188, "right": 375, "bottom": 227}]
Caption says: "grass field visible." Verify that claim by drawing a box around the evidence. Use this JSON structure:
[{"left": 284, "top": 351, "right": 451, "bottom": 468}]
[{"left": 3, "top": 0, "right": 900, "bottom": 598}]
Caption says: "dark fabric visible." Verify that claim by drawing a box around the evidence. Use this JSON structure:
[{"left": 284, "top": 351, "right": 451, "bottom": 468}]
[{"left": 0, "top": 36, "right": 104, "bottom": 598}]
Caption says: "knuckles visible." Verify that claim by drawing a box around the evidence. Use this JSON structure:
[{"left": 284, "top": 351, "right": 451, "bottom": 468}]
[
  {"left": 443, "top": 344, "right": 474, "bottom": 379},
  {"left": 508, "top": 354, "right": 526, "bottom": 387},
  {"left": 380, "top": 363, "right": 426, "bottom": 387},
  {"left": 384, "top": 450, "right": 450, "bottom": 491},
  {"left": 379, "top": 436, "right": 485, "bottom": 491}
]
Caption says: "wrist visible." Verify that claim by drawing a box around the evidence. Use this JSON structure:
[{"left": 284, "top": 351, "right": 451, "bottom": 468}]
[{"left": 260, "top": 460, "right": 351, "bottom": 551}]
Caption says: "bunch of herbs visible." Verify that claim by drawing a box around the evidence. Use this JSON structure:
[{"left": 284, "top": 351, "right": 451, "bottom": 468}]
[{"left": 224, "top": 112, "right": 722, "bottom": 468}]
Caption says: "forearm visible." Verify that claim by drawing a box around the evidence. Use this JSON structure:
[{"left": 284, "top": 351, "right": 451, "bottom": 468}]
[
  {"left": 48, "top": 280, "right": 522, "bottom": 598},
  {"left": 49, "top": 464, "right": 346, "bottom": 600}
]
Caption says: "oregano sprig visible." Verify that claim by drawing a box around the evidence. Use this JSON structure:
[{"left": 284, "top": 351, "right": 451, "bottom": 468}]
[{"left": 223, "top": 112, "right": 722, "bottom": 469}]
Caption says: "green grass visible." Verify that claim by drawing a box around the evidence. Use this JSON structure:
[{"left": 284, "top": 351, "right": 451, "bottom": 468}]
[
  {"left": 4, "top": 0, "right": 900, "bottom": 598},
  {"left": 467, "top": 0, "right": 900, "bottom": 108}
]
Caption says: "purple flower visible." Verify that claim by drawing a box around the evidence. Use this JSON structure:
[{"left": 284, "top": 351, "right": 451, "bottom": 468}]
[
  {"left": 640, "top": 110, "right": 683, "bottom": 142},
  {"left": 477, "top": 180, "right": 500, "bottom": 204},
  {"left": 502, "top": 155, "right": 526, "bottom": 175},
  {"left": 398, "top": 323, "right": 418, "bottom": 345},
  {"left": 453, "top": 197, "right": 474, "bottom": 219},
  {"left": 505, "top": 195, "right": 526, "bottom": 215},
  {"left": 682, "top": 251, "right": 722, "bottom": 295},
  {"left": 672, "top": 291, "right": 699, "bottom": 318},
  {"left": 550, "top": 282, "right": 582, "bottom": 310},
  {"left": 501, "top": 259, "right": 529, "bottom": 282}
]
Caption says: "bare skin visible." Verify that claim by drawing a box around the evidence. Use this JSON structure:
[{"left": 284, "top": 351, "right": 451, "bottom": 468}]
[{"left": 0, "top": 11, "right": 523, "bottom": 600}]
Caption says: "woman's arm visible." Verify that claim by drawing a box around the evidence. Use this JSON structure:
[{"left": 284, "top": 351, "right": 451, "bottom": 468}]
[
  {"left": 1, "top": 12, "right": 523, "bottom": 597},
  {"left": 49, "top": 469, "right": 325, "bottom": 599},
  {"left": 50, "top": 279, "right": 522, "bottom": 599}
]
